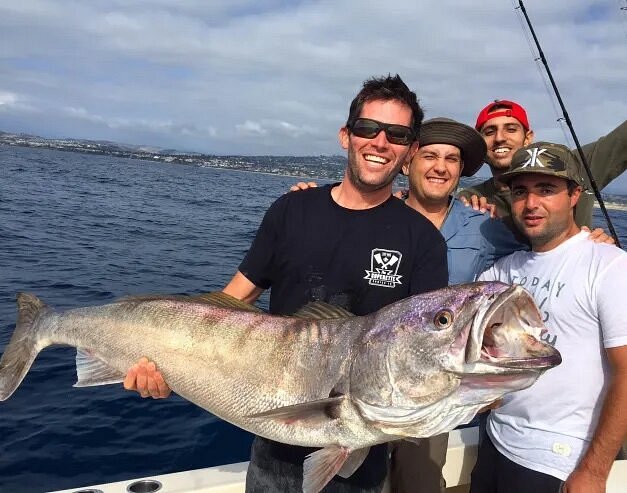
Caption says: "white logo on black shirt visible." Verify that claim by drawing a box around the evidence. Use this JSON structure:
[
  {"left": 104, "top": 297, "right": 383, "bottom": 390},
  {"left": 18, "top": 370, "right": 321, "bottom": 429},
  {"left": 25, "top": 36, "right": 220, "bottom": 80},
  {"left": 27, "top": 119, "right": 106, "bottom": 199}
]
[{"left": 364, "top": 249, "right": 403, "bottom": 288}]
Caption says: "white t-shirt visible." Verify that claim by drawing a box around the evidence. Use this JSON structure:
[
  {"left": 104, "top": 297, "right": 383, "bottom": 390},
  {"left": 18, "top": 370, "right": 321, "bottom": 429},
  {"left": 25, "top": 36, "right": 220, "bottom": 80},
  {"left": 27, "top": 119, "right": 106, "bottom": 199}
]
[{"left": 479, "top": 231, "right": 627, "bottom": 480}]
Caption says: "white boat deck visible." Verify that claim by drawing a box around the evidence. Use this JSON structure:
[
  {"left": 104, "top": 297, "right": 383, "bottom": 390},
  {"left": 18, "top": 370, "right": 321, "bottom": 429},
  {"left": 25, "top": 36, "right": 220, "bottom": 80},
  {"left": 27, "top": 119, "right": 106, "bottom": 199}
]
[{"left": 52, "top": 427, "right": 627, "bottom": 493}]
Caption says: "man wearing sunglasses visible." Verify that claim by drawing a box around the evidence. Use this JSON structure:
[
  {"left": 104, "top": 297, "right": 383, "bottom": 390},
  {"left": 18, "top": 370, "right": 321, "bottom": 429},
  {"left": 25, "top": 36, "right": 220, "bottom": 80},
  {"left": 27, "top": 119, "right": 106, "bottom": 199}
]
[{"left": 124, "top": 74, "right": 449, "bottom": 492}]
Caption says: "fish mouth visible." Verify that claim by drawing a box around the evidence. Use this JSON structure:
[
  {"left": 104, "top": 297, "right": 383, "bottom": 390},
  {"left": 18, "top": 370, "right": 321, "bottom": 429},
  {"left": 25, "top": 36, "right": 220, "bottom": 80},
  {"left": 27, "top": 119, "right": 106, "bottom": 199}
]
[{"left": 459, "top": 284, "right": 561, "bottom": 375}]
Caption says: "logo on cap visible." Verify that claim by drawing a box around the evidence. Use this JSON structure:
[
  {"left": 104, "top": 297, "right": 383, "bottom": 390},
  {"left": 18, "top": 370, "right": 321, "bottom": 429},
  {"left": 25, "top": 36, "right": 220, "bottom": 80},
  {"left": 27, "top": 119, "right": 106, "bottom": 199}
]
[{"left": 520, "top": 148, "right": 548, "bottom": 168}]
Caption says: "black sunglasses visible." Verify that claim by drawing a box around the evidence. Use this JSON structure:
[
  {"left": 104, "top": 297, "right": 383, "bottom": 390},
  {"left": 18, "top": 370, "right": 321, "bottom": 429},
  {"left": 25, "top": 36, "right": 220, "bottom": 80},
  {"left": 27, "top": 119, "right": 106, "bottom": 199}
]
[{"left": 348, "top": 118, "right": 415, "bottom": 146}]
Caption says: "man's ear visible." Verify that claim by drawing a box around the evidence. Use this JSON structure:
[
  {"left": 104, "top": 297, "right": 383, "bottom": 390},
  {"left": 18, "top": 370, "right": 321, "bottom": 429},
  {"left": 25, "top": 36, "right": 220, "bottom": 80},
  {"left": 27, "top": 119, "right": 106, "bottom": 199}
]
[
  {"left": 401, "top": 160, "right": 411, "bottom": 175},
  {"left": 407, "top": 140, "right": 419, "bottom": 161},
  {"left": 570, "top": 186, "right": 583, "bottom": 208},
  {"left": 338, "top": 127, "right": 350, "bottom": 150},
  {"left": 524, "top": 129, "right": 535, "bottom": 145}
]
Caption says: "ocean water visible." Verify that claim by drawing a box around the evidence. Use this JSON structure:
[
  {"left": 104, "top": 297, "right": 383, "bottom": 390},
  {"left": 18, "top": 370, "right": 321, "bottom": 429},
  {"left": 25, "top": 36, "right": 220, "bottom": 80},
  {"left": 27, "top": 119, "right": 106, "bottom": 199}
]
[{"left": 0, "top": 145, "right": 626, "bottom": 493}]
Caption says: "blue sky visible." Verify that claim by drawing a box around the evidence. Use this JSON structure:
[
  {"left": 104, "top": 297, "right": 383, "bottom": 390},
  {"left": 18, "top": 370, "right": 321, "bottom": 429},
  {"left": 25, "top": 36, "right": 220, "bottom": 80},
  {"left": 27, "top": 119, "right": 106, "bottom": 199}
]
[{"left": 1, "top": 0, "right": 626, "bottom": 192}]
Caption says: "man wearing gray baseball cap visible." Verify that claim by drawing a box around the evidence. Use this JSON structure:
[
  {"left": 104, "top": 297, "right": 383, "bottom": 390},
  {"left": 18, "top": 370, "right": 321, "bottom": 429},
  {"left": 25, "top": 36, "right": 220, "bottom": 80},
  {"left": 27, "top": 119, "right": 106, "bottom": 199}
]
[{"left": 470, "top": 141, "right": 627, "bottom": 493}]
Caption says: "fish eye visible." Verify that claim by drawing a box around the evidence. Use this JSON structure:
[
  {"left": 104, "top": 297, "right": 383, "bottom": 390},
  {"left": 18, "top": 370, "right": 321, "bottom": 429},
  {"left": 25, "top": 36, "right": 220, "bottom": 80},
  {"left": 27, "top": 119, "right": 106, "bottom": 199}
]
[{"left": 433, "top": 309, "right": 454, "bottom": 330}]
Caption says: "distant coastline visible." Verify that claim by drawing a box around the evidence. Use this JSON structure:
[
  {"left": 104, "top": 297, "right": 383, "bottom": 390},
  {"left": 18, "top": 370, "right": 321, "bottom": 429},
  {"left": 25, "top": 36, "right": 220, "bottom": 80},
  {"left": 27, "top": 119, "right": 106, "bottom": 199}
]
[
  {"left": 1, "top": 131, "right": 625, "bottom": 203},
  {"left": 0, "top": 129, "right": 346, "bottom": 171}
]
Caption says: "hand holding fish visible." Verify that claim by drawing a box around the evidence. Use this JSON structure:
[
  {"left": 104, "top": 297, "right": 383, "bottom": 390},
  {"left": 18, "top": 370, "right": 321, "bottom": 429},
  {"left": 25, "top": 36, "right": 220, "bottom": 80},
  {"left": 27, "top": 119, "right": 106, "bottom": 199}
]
[{"left": 123, "top": 357, "right": 171, "bottom": 399}]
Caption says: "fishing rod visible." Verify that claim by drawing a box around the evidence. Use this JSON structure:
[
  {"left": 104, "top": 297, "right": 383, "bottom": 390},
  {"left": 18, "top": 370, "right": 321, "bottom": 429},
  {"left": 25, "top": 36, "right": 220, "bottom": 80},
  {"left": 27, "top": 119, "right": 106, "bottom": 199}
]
[{"left": 515, "top": 0, "right": 622, "bottom": 248}]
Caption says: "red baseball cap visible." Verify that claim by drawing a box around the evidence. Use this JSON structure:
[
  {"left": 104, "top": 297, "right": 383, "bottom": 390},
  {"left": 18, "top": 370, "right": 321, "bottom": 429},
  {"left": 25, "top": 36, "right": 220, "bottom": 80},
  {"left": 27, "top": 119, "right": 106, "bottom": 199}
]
[{"left": 475, "top": 100, "right": 530, "bottom": 131}]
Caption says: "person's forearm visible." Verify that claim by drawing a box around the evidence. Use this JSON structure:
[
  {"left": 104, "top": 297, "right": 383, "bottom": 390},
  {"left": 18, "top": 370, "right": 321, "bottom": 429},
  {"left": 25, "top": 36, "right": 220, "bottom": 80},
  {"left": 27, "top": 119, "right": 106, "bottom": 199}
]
[
  {"left": 584, "top": 120, "right": 627, "bottom": 189},
  {"left": 575, "top": 369, "right": 627, "bottom": 479}
]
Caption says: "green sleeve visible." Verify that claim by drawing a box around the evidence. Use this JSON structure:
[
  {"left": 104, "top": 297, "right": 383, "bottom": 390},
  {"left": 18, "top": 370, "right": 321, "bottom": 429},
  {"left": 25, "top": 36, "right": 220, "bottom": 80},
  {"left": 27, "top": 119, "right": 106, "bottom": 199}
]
[
  {"left": 574, "top": 120, "right": 627, "bottom": 227},
  {"left": 457, "top": 184, "right": 485, "bottom": 201},
  {"left": 458, "top": 179, "right": 513, "bottom": 221},
  {"left": 580, "top": 120, "right": 627, "bottom": 189}
]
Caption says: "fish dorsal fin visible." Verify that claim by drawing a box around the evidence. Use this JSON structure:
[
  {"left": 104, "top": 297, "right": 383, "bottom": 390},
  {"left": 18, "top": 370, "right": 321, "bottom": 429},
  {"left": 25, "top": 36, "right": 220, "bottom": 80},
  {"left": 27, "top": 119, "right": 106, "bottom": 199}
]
[
  {"left": 190, "top": 292, "right": 264, "bottom": 313},
  {"left": 117, "top": 292, "right": 264, "bottom": 313},
  {"left": 246, "top": 395, "right": 346, "bottom": 425},
  {"left": 293, "top": 302, "right": 354, "bottom": 320},
  {"left": 74, "top": 349, "right": 126, "bottom": 387},
  {"left": 117, "top": 294, "right": 194, "bottom": 303}
]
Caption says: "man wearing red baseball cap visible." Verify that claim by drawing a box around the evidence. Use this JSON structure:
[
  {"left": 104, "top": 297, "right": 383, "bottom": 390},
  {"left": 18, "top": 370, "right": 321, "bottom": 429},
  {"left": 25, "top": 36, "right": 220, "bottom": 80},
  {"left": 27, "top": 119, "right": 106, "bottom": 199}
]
[{"left": 459, "top": 100, "right": 627, "bottom": 228}]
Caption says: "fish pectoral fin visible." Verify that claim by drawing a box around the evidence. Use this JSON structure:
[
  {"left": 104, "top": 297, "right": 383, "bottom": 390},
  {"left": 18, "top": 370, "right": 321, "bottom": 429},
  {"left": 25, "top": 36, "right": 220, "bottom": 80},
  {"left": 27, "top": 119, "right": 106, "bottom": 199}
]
[
  {"left": 303, "top": 445, "right": 350, "bottom": 493},
  {"left": 73, "top": 349, "right": 126, "bottom": 387},
  {"left": 190, "top": 292, "right": 264, "bottom": 313},
  {"left": 337, "top": 447, "right": 370, "bottom": 478},
  {"left": 293, "top": 302, "right": 354, "bottom": 320},
  {"left": 246, "top": 396, "right": 346, "bottom": 425}
]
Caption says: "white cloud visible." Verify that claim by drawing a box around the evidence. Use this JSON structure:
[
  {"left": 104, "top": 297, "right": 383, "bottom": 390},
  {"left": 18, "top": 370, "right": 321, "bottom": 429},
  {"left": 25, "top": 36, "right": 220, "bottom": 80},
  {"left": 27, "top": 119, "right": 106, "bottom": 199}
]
[
  {"left": 0, "top": 91, "right": 18, "bottom": 106},
  {"left": 235, "top": 120, "right": 266, "bottom": 136},
  {"left": 0, "top": 0, "right": 625, "bottom": 161}
]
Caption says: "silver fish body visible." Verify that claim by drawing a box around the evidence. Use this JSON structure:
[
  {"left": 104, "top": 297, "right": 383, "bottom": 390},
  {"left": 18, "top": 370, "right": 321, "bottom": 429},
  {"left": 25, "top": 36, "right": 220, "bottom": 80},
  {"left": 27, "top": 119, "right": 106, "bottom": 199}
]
[{"left": 0, "top": 282, "right": 561, "bottom": 492}]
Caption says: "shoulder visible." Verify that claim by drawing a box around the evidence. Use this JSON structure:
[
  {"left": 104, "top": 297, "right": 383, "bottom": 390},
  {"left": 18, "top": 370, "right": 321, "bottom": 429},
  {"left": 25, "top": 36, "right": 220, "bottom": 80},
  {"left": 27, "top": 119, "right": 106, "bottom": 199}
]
[
  {"left": 491, "top": 248, "right": 529, "bottom": 270},
  {"left": 448, "top": 198, "right": 509, "bottom": 237},
  {"left": 268, "top": 184, "right": 331, "bottom": 210},
  {"left": 397, "top": 201, "right": 445, "bottom": 238},
  {"left": 451, "top": 198, "right": 489, "bottom": 222},
  {"left": 582, "top": 238, "right": 627, "bottom": 274}
]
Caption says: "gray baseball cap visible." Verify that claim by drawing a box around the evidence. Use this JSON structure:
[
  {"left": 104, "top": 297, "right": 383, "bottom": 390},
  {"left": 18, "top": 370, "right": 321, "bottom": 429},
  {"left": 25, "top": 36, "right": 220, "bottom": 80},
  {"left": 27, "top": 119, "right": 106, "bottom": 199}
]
[{"left": 500, "top": 141, "right": 586, "bottom": 187}]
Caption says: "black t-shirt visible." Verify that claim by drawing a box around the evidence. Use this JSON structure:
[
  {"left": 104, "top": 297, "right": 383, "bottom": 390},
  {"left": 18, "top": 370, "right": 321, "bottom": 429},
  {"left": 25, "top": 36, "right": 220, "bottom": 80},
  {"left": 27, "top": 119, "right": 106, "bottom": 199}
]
[
  {"left": 240, "top": 184, "right": 448, "bottom": 316},
  {"left": 239, "top": 185, "right": 448, "bottom": 490}
]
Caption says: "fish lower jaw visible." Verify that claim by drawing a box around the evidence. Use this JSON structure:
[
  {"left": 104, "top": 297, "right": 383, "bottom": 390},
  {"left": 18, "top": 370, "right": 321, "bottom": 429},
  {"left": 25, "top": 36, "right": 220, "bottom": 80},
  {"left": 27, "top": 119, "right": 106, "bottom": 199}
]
[{"left": 459, "top": 361, "right": 542, "bottom": 376}]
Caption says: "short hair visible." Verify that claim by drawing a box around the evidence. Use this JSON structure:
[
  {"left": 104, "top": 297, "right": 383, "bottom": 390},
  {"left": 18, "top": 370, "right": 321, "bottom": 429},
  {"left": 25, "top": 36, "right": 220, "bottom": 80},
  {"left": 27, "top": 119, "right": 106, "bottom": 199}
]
[
  {"left": 566, "top": 180, "right": 580, "bottom": 196},
  {"left": 346, "top": 74, "right": 424, "bottom": 135},
  {"left": 487, "top": 102, "right": 511, "bottom": 113}
]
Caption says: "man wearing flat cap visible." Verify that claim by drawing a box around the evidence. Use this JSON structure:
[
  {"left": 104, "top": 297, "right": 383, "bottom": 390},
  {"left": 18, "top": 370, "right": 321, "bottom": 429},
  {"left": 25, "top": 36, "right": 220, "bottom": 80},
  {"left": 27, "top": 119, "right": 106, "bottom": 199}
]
[
  {"left": 400, "top": 118, "right": 525, "bottom": 285},
  {"left": 390, "top": 118, "right": 525, "bottom": 493}
]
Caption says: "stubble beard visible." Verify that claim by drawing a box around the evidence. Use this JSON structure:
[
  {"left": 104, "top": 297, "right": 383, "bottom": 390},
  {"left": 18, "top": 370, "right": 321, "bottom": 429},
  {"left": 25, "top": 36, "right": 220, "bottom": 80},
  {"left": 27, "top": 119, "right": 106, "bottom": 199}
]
[
  {"left": 346, "top": 148, "right": 400, "bottom": 193},
  {"left": 514, "top": 213, "right": 570, "bottom": 251},
  {"left": 487, "top": 154, "right": 514, "bottom": 173}
]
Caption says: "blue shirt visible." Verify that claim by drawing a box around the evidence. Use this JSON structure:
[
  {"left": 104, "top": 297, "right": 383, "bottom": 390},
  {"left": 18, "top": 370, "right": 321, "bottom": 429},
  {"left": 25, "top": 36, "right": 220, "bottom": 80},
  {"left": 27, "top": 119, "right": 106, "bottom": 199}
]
[{"left": 441, "top": 198, "right": 527, "bottom": 285}]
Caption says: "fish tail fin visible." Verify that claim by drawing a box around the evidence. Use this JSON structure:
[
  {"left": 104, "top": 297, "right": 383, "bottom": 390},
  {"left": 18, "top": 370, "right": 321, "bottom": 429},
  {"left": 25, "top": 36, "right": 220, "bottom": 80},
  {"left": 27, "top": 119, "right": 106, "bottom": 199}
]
[{"left": 0, "top": 293, "right": 51, "bottom": 401}]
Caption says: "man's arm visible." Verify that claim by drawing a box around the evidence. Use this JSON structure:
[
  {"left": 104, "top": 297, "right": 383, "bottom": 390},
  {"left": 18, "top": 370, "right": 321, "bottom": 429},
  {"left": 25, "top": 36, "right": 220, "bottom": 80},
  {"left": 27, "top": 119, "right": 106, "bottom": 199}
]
[
  {"left": 564, "top": 345, "right": 627, "bottom": 493},
  {"left": 223, "top": 271, "right": 264, "bottom": 304},
  {"left": 582, "top": 120, "right": 627, "bottom": 189}
]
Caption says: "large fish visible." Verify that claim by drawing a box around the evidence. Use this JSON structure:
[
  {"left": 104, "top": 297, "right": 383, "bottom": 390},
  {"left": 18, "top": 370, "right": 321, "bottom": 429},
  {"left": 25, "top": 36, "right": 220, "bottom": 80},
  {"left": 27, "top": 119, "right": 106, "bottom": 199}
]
[{"left": 0, "top": 282, "right": 560, "bottom": 492}]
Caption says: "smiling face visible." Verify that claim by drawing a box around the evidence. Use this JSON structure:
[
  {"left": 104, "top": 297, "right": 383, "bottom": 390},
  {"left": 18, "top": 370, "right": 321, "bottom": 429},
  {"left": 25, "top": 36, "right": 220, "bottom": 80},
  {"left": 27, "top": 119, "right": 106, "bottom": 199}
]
[
  {"left": 403, "top": 143, "right": 463, "bottom": 207},
  {"left": 510, "top": 174, "right": 581, "bottom": 252},
  {"left": 339, "top": 99, "right": 416, "bottom": 193},
  {"left": 479, "top": 115, "right": 534, "bottom": 172}
]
